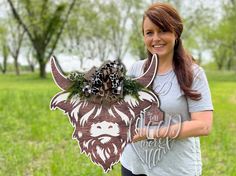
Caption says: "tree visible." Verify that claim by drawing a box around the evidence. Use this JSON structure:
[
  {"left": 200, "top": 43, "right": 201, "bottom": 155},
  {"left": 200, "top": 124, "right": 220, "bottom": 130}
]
[
  {"left": 3, "top": 1, "right": 26, "bottom": 75},
  {"left": 7, "top": 0, "right": 77, "bottom": 78},
  {"left": 0, "top": 45, "right": 9, "bottom": 74},
  {"left": 26, "top": 47, "right": 37, "bottom": 72},
  {"left": 0, "top": 24, "right": 9, "bottom": 74},
  {"left": 62, "top": 0, "right": 113, "bottom": 69},
  {"left": 128, "top": 0, "right": 147, "bottom": 60},
  {"left": 102, "top": 0, "right": 146, "bottom": 60},
  {"left": 63, "top": 0, "right": 143, "bottom": 69},
  {"left": 204, "top": 0, "right": 236, "bottom": 70},
  {"left": 222, "top": 0, "right": 236, "bottom": 70},
  {"left": 129, "top": 14, "right": 146, "bottom": 60},
  {"left": 7, "top": 22, "right": 25, "bottom": 75}
]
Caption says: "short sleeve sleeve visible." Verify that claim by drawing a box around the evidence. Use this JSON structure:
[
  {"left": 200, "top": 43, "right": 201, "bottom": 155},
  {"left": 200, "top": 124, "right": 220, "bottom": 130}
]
[
  {"left": 127, "top": 60, "right": 146, "bottom": 78},
  {"left": 127, "top": 63, "right": 136, "bottom": 77},
  {"left": 187, "top": 66, "right": 213, "bottom": 112}
]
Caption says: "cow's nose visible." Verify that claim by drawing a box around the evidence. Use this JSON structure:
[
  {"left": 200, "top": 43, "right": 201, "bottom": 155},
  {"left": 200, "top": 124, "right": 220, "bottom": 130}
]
[
  {"left": 96, "top": 125, "right": 114, "bottom": 130},
  {"left": 90, "top": 121, "right": 120, "bottom": 137}
]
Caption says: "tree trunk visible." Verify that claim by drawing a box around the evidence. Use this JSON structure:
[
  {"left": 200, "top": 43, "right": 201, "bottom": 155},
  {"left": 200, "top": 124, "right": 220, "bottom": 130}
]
[
  {"left": 26, "top": 49, "right": 36, "bottom": 73},
  {"left": 2, "top": 45, "right": 8, "bottom": 74},
  {"left": 30, "top": 65, "right": 35, "bottom": 72},
  {"left": 226, "top": 57, "right": 233, "bottom": 70},
  {"left": 2, "top": 58, "right": 7, "bottom": 74},
  {"left": 217, "top": 62, "right": 223, "bottom": 70},
  {"left": 39, "top": 61, "right": 46, "bottom": 78},
  {"left": 14, "top": 58, "right": 20, "bottom": 75},
  {"left": 215, "top": 52, "right": 225, "bottom": 70}
]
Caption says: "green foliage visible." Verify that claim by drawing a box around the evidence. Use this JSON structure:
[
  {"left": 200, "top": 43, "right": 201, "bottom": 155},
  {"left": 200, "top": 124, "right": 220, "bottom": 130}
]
[
  {"left": 123, "top": 78, "right": 145, "bottom": 99},
  {"left": 7, "top": 0, "right": 76, "bottom": 78},
  {"left": 203, "top": 1, "right": 236, "bottom": 71},
  {"left": 20, "top": 0, "right": 66, "bottom": 41},
  {"left": 128, "top": 12, "right": 147, "bottom": 60},
  {"left": 63, "top": 0, "right": 116, "bottom": 62},
  {"left": 64, "top": 0, "right": 147, "bottom": 63},
  {"left": 127, "top": 1, "right": 147, "bottom": 60},
  {"left": 67, "top": 72, "right": 86, "bottom": 99},
  {"left": 66, "top": 72, "right": 145, "bottom": 101},
  {"left": 3, "top": 0, "right": 236, "bottom": 77},
  {"left": 0, "top": 22, "right": 9, "bottom": 73}
]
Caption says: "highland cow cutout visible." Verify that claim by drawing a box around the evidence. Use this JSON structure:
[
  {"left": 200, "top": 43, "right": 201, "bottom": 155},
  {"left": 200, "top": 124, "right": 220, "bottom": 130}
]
[{"left": 50, "top": 54, "right": 163, "bottom": 172}]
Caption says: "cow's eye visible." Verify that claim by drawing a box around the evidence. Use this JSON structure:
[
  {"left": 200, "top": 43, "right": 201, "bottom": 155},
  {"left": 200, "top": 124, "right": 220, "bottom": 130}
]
[
  {"left": 97, "top": 126, "right": 101, "bottom": 129},
  {"left": 108, "top": 125, "right": 113, "bottom": 129}
]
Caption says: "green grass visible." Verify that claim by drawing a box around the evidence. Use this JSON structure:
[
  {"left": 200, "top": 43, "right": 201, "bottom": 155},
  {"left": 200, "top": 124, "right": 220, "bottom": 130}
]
[
  {"left": 0, "top": 72, "right": 236, "bottom": 175},
  {"left": 0, "top": 74, "right": 120, "bottom": 176},
  {"left": 205, "top": 70, "right": 236, "bottom": 82}
]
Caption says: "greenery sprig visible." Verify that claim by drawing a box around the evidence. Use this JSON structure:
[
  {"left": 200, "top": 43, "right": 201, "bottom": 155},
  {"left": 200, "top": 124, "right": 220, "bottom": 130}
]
[
  {"left": 66, "top": 72, "right": 86, "bottom": 99},
  {"left": 123, "top": 78, "right": 145, "bottom": 100},
  {"left": 66, "top": 71, "right": 145, "bottom": 101}
]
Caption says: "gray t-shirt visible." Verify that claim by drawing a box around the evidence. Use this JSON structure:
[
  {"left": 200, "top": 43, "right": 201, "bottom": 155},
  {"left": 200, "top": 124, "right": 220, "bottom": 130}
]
[{"left": 120, "top": 60, "right": 213, "bottom": 176}]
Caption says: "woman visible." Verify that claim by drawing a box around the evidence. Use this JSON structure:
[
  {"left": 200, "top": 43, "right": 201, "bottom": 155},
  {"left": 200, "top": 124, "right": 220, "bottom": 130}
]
[{"left": 120, "top": 2, "right": 213, "bottom": 176}]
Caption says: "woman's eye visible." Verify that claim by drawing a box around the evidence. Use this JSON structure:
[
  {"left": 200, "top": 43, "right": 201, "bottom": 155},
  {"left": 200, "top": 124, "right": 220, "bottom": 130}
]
[
  {"left": 146, "top": 31, "right": 152, "bottom": 35},
  {"left": 160, "top": 29, "right": 167, "bottom": 33}
]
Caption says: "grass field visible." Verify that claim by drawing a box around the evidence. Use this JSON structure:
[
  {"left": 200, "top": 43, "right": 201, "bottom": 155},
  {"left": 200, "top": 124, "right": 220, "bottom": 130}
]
[{"left": 0, "top": 71, "right": 236, "bottom": 176}]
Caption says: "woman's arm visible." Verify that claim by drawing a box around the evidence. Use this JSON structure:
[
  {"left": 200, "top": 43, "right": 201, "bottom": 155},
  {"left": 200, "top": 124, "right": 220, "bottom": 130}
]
[{"left": 133, "top": 110, "right": 213, "bottom": 142}]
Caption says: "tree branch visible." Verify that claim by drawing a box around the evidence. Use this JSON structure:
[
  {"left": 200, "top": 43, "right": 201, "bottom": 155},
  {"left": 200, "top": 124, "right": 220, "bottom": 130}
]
[
  {"left": 7, "top": 0, "right": 34, "bottom": 45},
  {"left": 46, "top": 0, "right": 77, "bottom": 63}
]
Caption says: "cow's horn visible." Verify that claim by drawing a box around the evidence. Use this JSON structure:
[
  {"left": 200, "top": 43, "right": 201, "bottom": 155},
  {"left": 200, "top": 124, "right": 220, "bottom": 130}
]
[
  {"left": 50, "top": 56, "right": 72, "bottom": 90},
  {"left": 133, "top": 54, "right": 158, "bottom": 88}
]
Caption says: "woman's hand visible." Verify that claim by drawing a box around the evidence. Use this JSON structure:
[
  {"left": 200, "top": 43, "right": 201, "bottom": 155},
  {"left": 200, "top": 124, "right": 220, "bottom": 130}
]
[
  {"left": 132, "top": 111, "right": 213, "bottom": 142},
  {"left": 133, "top": 128, "right": 155, "bottom": 142}
]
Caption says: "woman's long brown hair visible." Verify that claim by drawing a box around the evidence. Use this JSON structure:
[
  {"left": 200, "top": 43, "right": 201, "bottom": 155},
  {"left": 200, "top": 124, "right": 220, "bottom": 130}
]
[{"left": 143, "top": 2, "right": 201, "bottom": 100}]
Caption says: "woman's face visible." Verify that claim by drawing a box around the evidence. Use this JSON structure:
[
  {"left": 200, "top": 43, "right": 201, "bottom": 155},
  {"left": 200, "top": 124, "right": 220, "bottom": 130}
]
[{"left": 143, "top": 17, "right": 176, "bottom": 60}]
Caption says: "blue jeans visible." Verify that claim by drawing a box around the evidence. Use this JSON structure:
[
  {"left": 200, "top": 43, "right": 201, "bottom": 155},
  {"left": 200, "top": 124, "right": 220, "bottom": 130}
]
[{"left": 121, "top": 165, "right": 147, "bottom": 176}]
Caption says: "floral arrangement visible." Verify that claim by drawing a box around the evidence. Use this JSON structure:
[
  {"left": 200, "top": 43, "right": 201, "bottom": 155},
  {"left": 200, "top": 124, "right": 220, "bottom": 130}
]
[{"left": 66, "top": 60, "right": 144, "bottom": 103}]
